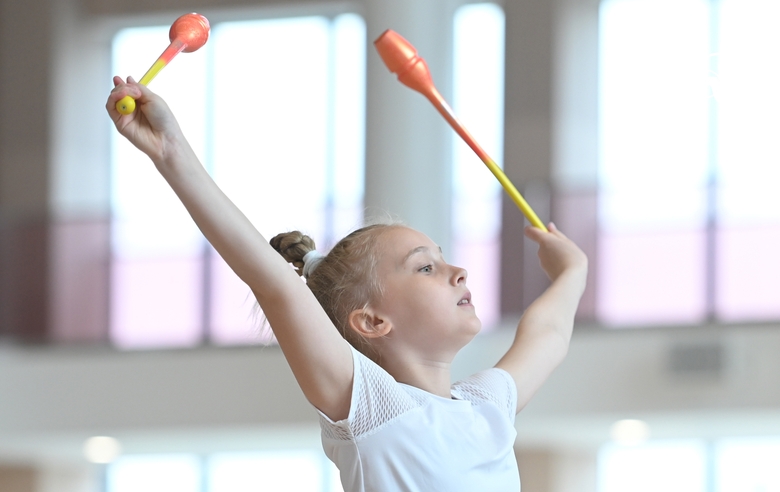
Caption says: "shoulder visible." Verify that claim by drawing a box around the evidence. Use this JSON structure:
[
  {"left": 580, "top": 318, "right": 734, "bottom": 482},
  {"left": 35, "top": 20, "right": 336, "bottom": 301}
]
[
  {"left": 452, "top": 368, "right": 518, "bottom": 420},
  {"left": 320, "top": 346, "right": 421, "bottom": 438}
]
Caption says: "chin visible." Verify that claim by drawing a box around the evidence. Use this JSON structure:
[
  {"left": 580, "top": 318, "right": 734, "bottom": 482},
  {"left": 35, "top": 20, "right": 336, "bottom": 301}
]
[
  {"left": 466, "top": 318, "right": 482, "bottom": 337},
  {"left": 473, "top": 322, "right": 483, "bottom": 335}
]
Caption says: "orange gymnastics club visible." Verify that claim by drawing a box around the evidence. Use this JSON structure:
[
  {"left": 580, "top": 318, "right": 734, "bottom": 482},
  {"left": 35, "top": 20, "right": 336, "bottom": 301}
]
[
  {"left": 116, "top": 13, "right": 210, "bottom": 115},
  {"left": 374, "top": 30, "right": 547, "bottom": 231}
]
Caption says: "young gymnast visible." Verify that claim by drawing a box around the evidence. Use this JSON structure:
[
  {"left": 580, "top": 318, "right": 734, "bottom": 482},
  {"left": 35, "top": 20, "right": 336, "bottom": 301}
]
[{"left": 107, "top": 76, "right": 588, "bottom": 492}]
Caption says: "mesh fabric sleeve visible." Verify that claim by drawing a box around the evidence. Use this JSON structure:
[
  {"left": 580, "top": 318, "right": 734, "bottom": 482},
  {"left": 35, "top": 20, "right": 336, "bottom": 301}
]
[
  {"left": 452, "top": 368, "right": 518, "bottom": 421},
  {"left": 319, "top": 346, "right": 422, "bottom": 441}
]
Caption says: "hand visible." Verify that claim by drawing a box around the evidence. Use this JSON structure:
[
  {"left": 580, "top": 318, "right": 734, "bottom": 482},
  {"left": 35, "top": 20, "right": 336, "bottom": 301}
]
[
  {"left": 105, "top": 76, "right": 184, "bottom": 163},
  {"left": 524, "top": 223, "right": 588, "bottom": 283}
]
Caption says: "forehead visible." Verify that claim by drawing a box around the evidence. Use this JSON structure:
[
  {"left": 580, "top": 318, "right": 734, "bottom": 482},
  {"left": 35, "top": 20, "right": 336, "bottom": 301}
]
[{"left": 376, "top": 227, "right": 440, "bottom": 265}]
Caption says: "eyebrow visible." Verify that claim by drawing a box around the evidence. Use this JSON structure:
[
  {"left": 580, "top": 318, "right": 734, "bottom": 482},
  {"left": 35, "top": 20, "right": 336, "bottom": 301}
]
[{"left": 402, "top": 245, "right": 443, "bottom": 264}]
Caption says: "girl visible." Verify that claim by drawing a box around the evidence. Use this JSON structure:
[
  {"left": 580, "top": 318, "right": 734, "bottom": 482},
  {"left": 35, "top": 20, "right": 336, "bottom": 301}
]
[{"left": 107, "top": 76, "right": 588, "bottom": 492}]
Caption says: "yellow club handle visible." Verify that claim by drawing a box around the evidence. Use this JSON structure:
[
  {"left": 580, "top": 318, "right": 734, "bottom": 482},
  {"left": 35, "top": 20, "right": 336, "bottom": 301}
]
[
  {"left": 428, "top": 92, "right": 547, "bottom": 231},
  {"left": 116, "top": 96, "right": 136, "bottom": 115},
  {"left": 483, "top": 157, "right": 547, "bottom": 231},
  {"left": 115, "top": 59, "right": 168, "bottom": 115}
]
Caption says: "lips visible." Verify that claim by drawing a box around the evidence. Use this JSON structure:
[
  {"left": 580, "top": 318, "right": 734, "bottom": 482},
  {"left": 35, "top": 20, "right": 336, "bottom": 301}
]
[{"left": 458, "top": 291, "right": 472, "bottom": 306}]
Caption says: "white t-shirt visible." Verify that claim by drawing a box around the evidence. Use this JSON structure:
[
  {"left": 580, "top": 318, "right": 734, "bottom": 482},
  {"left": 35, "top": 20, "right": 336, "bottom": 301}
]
[{"left": 319, "top": 346, "right": 520, "bottom": 492}]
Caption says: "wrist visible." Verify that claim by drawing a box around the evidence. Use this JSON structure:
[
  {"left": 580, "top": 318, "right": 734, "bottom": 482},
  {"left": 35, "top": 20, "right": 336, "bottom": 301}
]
[
  {"left": 154, "top": 131, "right": 196, "bottom": 170},
  {"left": 552, "top": 264, "right": 588, "bottom": 291}
]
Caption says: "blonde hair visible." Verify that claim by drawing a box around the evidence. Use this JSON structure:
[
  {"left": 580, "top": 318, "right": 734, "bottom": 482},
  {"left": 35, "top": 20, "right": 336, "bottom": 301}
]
[{"left": 269, "top": 222, "right": 402, "bottom": 353}]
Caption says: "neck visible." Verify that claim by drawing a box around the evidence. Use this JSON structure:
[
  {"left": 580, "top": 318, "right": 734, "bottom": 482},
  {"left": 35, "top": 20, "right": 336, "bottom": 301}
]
[{"left": 379, "top": 351, "right": 455, "bottom": 398}]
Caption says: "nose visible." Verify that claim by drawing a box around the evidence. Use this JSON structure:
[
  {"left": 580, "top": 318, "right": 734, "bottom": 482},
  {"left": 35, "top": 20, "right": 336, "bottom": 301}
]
[{"left": 451, "top": 265, "right": 468, "bottom": 285}]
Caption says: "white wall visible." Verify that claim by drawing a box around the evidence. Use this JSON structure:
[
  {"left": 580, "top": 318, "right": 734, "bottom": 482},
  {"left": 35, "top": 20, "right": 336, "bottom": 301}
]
[{"left": 3, "top": 321, "right": 780, "bottom": 458}]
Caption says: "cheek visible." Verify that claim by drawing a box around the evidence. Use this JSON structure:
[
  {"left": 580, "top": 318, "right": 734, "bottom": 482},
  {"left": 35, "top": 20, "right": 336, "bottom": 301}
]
[
  {"left": 385, "top": 288, "right": 431, "bottom": 321},
  {"left": 405, "top": 292, "right": 446, "bottom": 322}
]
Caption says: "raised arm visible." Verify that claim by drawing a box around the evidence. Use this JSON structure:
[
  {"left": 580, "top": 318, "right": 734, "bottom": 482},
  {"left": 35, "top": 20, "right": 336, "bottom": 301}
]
[
  {"left": 494, "top": 223, "right": 588, "bottom": 413},
  {"left": 106, "top": 77, "right": 354, "bottom": 420}
]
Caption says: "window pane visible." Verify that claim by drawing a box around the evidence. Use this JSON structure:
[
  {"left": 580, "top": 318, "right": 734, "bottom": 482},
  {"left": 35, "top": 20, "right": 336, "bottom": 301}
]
[
  {"left": 211, "top": 17, "right": 329, "bottom": 236},
  {"left": 598, "top": 0, "right": 711, "bottom": 325},
  {"left": 208, "top": 451, "right": 323, "bottom": 492},
  {"left": 111, "top": 26, "right": 208, "bottom": 348},
  {"left": 716, "top": 226, "right": 780, "bottom": 321},
  {"left": 108, "top": 454, "right": 201, "bottom": 492},
  {"left": 599, "top": 0, "right": 710, "bottom": 210},
  {"left": 714, "top": 0, "right": 780, "bottom": 321},
  {"left": 207, "top": 16, "right": 365, "bottom": 344},
  {"left": 715, "top": 437, "right": 780, "bottom": 492},
  {"left": 598, "top": 230, "right": 707, "bottom": 325},
  {"left": 452, "top": 3, "right": 505, "bottom": 330},
  {"left": 716, "top": 0, "right": 780, "bottom": 208},
  {"left": 110, "top": 257, "right": 204, "bottom": 348},
  {"left": 111, "top": 15, "right": 366, "bottom": 348},
  {"left": 208, "top": 17, "right": 329, "bottom": 345},
  {"left": 330, "top": 13, "right": 367, "bottom": 245},
  {"left": 599, "top": 440, "right": 707, "bottom": 492}
]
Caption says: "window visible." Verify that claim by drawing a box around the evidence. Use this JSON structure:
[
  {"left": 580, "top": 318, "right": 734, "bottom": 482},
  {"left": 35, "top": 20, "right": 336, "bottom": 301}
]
[
  {"left": 108, "top": 454, "right": 201, "bottom": 492},
  {"left": 111, "top": 14, "right": 365, "bottom": 348},
  {"left": 208, "top": 451, "right": 335, "bottom": 492},
  {"left": 712, "top": 0, "right": 780, "bottom": 321},
  {"left": 598, "top": 0, "right": 780, "bottom": 326},
  {"left": 110, "top": 6, "right": 506, "bottom": 347},
  {"left": 108, "top": 451, "right": 344, "bottom": 492},
  {"left": 452, "top": 3, "right": 505, "bottom": 330},
  {"left": 715, "top": 437, "right": 780, "bottom": 491},
  {"left": 599, "top": 437, "right": 780, "bottom": 492},
  {"left": 599, "top": 440, "right": 708, "bottom": 492}
]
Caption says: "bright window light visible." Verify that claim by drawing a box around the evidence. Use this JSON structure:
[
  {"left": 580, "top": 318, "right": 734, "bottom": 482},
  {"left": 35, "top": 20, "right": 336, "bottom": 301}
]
[
  {"left": 716, "top": 0, "right": 780, "bottom": 212},
  {"left": 452, "top": 2, "right": 505, "bottom": 329},
  {"left": 110, "top": 14, "right": 365, "bottom": 348},
  {"left": 599, "top": 0, "right": 710, "bottom": 230},
  {"left": 107, "top": 454, "right": 201, "bottom": 492},
  {"left": 598, "top": 0, "right": 711, "bottom": 327},
  {"left": 330, "top": 14, "right": 367, "bottom": 243},
  {"left": 598, "top": 0, "right": 780, "bottom": 326},
  {"left": 714, "top": 0, "right": 780, "bottom": 321},
  {"left": 208, "top": 451, "right": 325, "bottom": 492},
  {"left": 599, "top": 440, "right": 707, "bottom": 492},
  {"left": 207, "top": 16, "right": 330, "bottom": 345},
  {"left": 111, "top": 25, "right": 208, "bottom": 349},
  {"left": 715, "top": 437, "right": 780, "bottom": 492},
  {"left": 210, "top": 17, "right": 330, "bottom": 240},
  {"left": 107, "top": 450, "right": 344, "bottom": 492}
]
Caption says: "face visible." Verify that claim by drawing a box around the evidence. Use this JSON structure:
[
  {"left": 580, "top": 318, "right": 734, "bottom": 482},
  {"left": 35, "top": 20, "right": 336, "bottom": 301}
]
[{"left": 369, "top": 227, "right": 482, "bottom": 355}]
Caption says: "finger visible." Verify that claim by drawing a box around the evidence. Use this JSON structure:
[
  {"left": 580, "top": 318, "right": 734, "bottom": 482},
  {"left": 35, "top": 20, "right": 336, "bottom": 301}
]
[
  {"left": 523, "top": 224, "right": 547, "bottom": 244},
  {"left": 106, "top": 81, "right": 140, "bottom": 121},
  {"left": 106, "top": 87, "right": 124, "bottom": 114},
  {"left": 133, "top": 81, "right": 159, "bottom": 101},
  {"left": 109, "top": 84, "right": 142, "bottom": 105},
  {"left": 110, "top": 76, "right": 134, "bottom": 93},
  {"left": 546, "top": 222, "right": 572, "bottom": 241}
]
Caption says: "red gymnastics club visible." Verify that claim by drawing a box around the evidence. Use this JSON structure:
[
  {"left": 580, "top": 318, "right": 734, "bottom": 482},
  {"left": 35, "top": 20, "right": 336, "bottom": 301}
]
[
  {"left": 116, "top": 13, "right": 210, "bottom": 115},
  {"left": 374, "top": 29, "right": 547, "bottom": 231}
]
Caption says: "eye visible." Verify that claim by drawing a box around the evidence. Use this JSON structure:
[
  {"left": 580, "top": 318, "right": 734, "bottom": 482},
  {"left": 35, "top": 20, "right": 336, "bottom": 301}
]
[{"left": 418, "top": 264, "right": 433, "bottom": 273}]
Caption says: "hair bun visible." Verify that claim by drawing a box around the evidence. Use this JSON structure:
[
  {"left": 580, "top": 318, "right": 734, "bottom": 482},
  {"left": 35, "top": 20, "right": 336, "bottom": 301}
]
[{"left": 269, "top": 231, "right": 316, "bottom": 276}]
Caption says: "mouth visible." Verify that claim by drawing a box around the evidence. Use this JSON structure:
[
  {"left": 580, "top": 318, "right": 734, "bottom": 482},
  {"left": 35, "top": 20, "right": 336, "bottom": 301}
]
[{"left": 457, "top": 292, "right": 472, "bottom": 306}]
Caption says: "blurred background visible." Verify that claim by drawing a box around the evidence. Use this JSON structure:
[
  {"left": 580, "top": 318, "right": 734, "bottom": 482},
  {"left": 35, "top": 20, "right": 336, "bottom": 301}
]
[{"left": 1, "top": 0, "right": 779, "bottom": 490}]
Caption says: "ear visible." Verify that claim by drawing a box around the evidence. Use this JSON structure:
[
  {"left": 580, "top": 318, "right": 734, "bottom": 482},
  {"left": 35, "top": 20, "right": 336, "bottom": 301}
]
[{"left": 347, "top": 307, "right": 392, "bottom": 339}]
